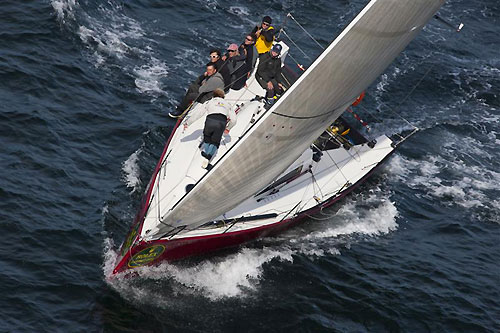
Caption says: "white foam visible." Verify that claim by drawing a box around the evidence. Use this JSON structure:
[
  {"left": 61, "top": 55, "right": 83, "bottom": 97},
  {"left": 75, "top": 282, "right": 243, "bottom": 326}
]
[
  {"left": 69, "top": 2, "right": 171, "bottom": 98},
  {"left": 173, "top": 48, "right": 206, "bottom": 71},
  {"left": 165, "top": 247, "right": 293, "bottom": 300},
  {"left": 228, "top": 6, "right": 250, "bottom": 16},
  {"left": 101, "top": 204, "right": 109, "bottom": 216},
  {"left": 106, "top": 246, "right": 294, "bottom": 302},
  {"left": 385, "top": 154, "right": 410, "bottom": 180},
  {"left": 133, "top": 57, "right": 169, "bottom": 95},
  {"left": 102, "top": 237, "right": 119, "bottom": 277},
  {"left": 197, "top": 0, "right": 219, "bottom": 10},
  {"left": 387, "top": 139, "right": 500, "bottom": 211},
  {"left": 104, "top": 185, "right": 399, "bottom": 302},
  {"left": 51, "top": 0, "right": 77, "bottom": 24},
  {"left": 122, "top": 149, "right": 142, "bottom": 192},
  {"left": 228, "top": 6, "right": 254, "bottom": 25},
  {"left": 305, "top": 198, "right": 399, "bottom": 241},
  {"left": 376, "top": 73, "right": 389, "bottom": 93}
]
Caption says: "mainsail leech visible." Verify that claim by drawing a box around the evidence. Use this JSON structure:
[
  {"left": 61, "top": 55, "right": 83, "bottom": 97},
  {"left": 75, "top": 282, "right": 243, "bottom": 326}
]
[{"left": 148, "top": 0, "right": 445, "bottom": 239}]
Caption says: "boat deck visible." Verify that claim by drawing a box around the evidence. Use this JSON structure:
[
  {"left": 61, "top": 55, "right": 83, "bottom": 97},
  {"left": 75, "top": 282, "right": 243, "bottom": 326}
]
[{"left": 138, "top": 41, "right": 394, "bottom": 241}]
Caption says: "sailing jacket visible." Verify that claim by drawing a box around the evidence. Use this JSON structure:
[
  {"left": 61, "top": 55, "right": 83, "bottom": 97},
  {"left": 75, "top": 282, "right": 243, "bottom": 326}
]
[
  {"left": 198, "top": 72, "right": 224, "bottom": 94},
  {"left": 256, "top": 52, "right": 282, "bottom": 84},
  {"left": 211, "top": 58, "right": 231, "bottom": 90},
  {"left": 245, "top": 44, "right": 258, "bottom": 70},
  {"left": 252, "top": 25, "right": 275, "bottom": 54},
  {"left": 226, "top": 48, "right": 247, "bottom": 89},
  {"left": 184, "top": 97, "right": 237, "bottom": 131}
]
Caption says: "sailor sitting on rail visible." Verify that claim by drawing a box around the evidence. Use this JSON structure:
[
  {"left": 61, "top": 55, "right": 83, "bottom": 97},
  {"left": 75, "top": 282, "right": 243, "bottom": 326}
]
[
  {"left": 208, "top": 48, "right": 231, "bottom": 92},
  {"left": 223, "top": 43, "right": 248, "bottom": 91},
  {"left": 256, "top": 44, "right": 284, "bottom": 106},
  {"left": 241, "top": 33, "right": 258, "bottom": 72},
  {"left": 170, "top": 63, "right": 225, "bottom": 118},
  {"left": 182, "top": 89, "right": 237, "bottom": 169}
]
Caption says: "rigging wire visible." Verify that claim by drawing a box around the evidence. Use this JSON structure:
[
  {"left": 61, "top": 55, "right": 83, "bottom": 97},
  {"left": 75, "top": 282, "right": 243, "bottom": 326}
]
[
  {"left": 324, "top": 149, "right": 350, "bottom": 184},
  {"left": 385, "top": 63, "right": 436, "bottom": 128},
  {"left": 147, "top": 11, "right": 440, "bottom": 238},
  {"left": 353, "top": 63, "right": 438, "bottom": 145},
  {"left": 309, "top": 169, "right": 325, "bottom": 201},
  {"left": 286, "top": 13, "right": 325, "bottom": 50},
  {"left": 279, "top": 10, "right": 425, "bottom": 147},
  {"left": 280, "top": 29, "right": 313, "bottom": 61}
]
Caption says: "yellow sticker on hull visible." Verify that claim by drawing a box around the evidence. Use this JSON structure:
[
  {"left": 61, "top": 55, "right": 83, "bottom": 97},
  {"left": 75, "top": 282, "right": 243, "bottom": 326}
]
[{"left": 128, "top": 245, "right": 166, "bottom": 268}]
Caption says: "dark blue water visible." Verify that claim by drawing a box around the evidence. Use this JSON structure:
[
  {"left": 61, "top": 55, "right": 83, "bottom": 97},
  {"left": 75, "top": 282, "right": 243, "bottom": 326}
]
[{"left": 1, "top": 0, "right": 499, "bottom": 331}]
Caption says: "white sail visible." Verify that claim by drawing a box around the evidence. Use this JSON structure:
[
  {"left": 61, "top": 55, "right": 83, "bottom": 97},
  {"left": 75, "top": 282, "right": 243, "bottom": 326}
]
[{"left": 150, "top": 0, "right": 445, "bottom": 238}]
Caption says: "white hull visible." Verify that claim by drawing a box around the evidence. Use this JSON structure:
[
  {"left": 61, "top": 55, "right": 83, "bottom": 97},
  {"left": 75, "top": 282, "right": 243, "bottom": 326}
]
[{"left": 140, "top": 49, "right": 395, "bottom": 240}]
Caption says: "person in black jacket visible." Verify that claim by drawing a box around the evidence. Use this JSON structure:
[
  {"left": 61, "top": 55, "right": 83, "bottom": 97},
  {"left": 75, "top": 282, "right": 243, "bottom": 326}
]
[
  {"left": 256, "top": 44, "right": 284, "bottom": 105},
  {"left": 241, "top": 33, "right": 258, "bottom": 73},
  {"left": 208, "top": 48, "right": 231, "bottom": 91},
  {"left": 225, "top": 43, "right": 247, "bottom": 90}
]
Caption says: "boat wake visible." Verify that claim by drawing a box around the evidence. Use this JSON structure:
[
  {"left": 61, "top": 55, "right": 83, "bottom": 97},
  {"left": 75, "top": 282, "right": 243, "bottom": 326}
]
[
  {"left": 121, "top": 148, "right": 142, "bottom": 193},
  {"left": 103, "top": 185, "right": 398, "bottom": 302},
  {"left": 50, "top": 0, "right": 170, "bottom": 98},
  {"left": 388, "top": 134, "right": 500, "bottom": 223}
]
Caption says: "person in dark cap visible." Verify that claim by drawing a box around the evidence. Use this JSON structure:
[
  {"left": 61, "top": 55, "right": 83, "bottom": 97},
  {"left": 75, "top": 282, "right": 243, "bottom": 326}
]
[
  {"left": 252, "top": 15, "right": 275, "bottom": 55},
  {"left": 256, "top": 43, "right": 284, "bottom": 106}
]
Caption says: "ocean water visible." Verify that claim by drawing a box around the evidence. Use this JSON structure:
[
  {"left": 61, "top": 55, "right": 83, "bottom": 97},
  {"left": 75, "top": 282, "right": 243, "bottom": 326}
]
[{"left": 1, "top": 0, "right": 499, "bottom": 331}]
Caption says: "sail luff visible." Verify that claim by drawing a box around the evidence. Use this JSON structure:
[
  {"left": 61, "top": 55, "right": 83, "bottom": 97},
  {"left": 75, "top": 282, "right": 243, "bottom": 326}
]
[{"left": 146, "top": 0, "right": 445, "bottom": 238}]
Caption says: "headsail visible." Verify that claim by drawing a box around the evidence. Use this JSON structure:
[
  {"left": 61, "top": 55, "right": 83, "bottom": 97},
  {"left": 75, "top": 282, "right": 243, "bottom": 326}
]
[{"left": 147, "top": 0, "right": 445, "bottom": 238}]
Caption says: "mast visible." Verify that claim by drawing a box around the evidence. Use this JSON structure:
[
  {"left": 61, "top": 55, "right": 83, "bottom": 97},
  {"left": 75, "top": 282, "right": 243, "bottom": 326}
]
[{"left": 146, "top": 0, "right": 445, "bottom": 238}]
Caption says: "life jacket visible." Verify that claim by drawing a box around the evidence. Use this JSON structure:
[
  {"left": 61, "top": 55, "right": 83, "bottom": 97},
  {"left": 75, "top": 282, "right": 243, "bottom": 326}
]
[{"left": 255, "top": 26, "right": 274, "bottom": 54}]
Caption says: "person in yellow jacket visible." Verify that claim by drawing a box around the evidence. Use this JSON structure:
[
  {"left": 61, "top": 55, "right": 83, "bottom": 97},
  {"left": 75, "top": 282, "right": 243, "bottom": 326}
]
[{"left": 251, "top": 16, "right": 276, "bottom": 55}]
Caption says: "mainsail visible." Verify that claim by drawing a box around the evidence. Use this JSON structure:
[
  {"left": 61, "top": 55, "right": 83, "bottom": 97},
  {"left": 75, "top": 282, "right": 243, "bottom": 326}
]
[{"left": 148, "top": 0, "right": 445, "bottom": 238}]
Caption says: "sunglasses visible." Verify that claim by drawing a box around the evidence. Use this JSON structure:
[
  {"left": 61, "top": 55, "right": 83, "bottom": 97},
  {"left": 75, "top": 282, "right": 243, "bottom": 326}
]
[
  {"left": 262, "top": 22, "right": 269, "bottom": 26},
  {"left": 245, "top": 37, "right": 253, "bottom": 42},
  {"left": 228, "top": 50, "right": 236, "bottom": 53},
  {"left": 210, "top": 55, "right": 219, "bottom": 58}
]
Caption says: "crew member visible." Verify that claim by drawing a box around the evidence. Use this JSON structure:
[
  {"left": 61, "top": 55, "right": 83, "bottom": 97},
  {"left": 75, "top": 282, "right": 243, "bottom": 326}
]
[
  {"left": 170, "top": 63, "right": 225, "bottom": 118},
  {"left": 256, "top": 44, "right": 284, "bottom": 106},
  {"left": 182, "top": 89, "right": 237, "bottom": 168},
  {"left": 252, "top": 16, "right": 275, "bottom": 55}
]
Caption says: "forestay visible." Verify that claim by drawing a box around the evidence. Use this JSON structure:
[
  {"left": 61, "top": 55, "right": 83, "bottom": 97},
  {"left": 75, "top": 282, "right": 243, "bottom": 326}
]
[{"left": 147, "top": 0, "right": 445, "bottom": 239}]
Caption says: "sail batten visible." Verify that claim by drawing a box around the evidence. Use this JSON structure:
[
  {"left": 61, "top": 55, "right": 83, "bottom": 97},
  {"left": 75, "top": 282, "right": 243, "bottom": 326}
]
[{"left": 147, "top": 0, "right": 445, "bottom": 239}]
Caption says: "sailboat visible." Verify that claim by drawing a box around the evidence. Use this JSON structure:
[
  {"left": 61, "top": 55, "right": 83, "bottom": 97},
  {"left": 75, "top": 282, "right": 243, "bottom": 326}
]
[{"left": 112, "top": 0, "right": 445, "bottom": 275}]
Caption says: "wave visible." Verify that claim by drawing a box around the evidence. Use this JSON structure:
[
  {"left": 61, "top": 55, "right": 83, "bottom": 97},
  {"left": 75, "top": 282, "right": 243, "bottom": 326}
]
[
  {"left": 121, "top": 149, "right": 142, "bottom": 193},
  {"left": 103, "top": 183, "right": 397, "bottom": 302},
  {"left": 51, "top": 0, "right": 170, "bottom": 97},
  {"left": 388, "top": 143, "right": 500, "bottom": 216},
  {"left": 51, "top": 0, "right": 78, "bottom": 24}
]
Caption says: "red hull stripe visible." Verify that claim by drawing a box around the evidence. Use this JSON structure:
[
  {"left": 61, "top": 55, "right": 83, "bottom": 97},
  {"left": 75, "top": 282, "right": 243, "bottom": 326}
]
[{"left": 112, "top": 147, "right": 396, "bottom": 275}]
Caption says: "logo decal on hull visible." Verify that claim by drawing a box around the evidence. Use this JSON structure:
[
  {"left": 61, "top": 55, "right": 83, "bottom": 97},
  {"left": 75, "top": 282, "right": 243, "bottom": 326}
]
[
  {"left": 128, "top": 245, "right": 165, "bottom": 268},
  {"left": 121, "top": 223, "right": 140, "bottom": 256}
]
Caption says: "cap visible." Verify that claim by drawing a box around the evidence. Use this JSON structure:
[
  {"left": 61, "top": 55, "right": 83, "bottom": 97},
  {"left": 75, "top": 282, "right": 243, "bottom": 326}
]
[
  {"left": 272, "top": 44, "right": 282, "bottom": 54},
  {"left": 262, "top": 16, "right": 272, "bottom": 24},
  {"left": 227, "top": 43, "right": 238, "bottom": 51}
]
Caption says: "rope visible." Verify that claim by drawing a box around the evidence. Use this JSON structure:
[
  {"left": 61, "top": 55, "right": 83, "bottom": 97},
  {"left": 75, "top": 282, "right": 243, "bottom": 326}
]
[
  {"left": 324, "top": 149, "right": 350, "bottom": 184},
  {"left": 157, "top": 12, "right": 428, "bottom": 236},
  {"left": 352, "top": 63, "right": 436, "bottom": 144},
  {"left": 388, "top": 63, "right": 435, "bottom": 124},
  {"left": 309, "top": 169, "right": 324, "bottom": 201},
  {"left": 281, "top": 11, "right": 423, "bottom": 148},
  {"left": 286, "top": 13, "right": 325, "bottom": 50},
  {"left": 277, "top": 12, "right": 288, "bottom": 41},
  {"left": 280, "top": 29, "right": 312, "bottom": 60},
  {"left": 286, "top": 52, "right": 306, "bottom": 71}
]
